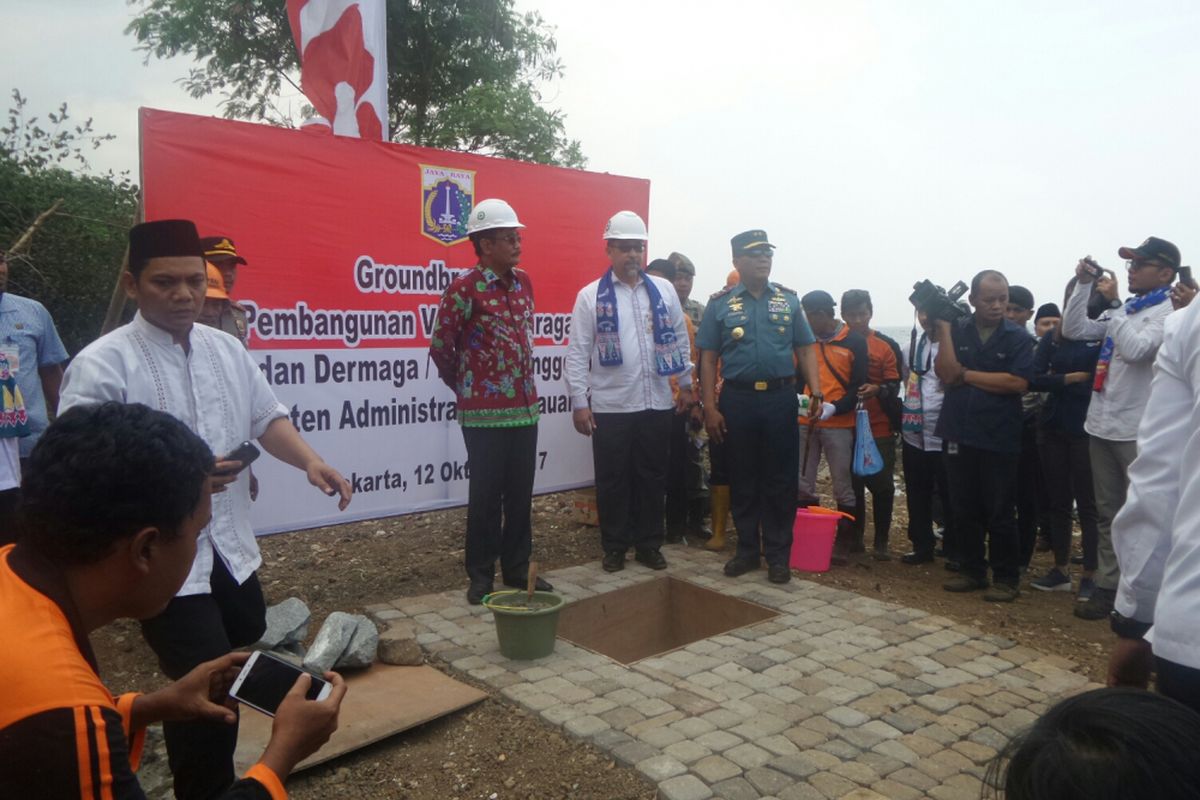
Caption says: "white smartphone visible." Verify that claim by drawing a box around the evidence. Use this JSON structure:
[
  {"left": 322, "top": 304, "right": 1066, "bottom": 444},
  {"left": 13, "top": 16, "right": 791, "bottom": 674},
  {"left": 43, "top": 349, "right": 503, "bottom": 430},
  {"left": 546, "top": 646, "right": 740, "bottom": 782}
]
[{"left": 229, "top": 650, "right": 332, "bottom": 717}]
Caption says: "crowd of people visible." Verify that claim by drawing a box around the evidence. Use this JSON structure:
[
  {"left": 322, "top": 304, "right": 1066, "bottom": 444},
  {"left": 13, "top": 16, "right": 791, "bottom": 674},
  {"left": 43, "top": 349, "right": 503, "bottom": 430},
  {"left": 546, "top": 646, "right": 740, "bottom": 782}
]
[{"left": 0, "top": 203, "right": 1197, "bottom": 797}]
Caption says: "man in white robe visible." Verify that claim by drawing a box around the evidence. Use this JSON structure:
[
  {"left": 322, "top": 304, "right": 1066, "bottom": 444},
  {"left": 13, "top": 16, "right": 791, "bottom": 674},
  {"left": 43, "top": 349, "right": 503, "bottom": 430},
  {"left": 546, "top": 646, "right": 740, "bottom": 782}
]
[{"left": 60, "top": 219, "right": 352, "bottom": 800}]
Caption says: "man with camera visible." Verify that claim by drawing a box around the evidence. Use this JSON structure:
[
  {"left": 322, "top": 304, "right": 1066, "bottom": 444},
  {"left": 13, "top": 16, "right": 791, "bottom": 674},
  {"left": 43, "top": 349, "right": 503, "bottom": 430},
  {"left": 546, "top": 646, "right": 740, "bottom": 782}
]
[
  {"left": 0, "top": 403, "right": 346, "bottom": 798},
  {"left": 1063, "top": 237, "right": 1180, "bottom": 621},
  {"left": 930, "top": 270, "right": 1034, "bottom": 602},
  {"left": 59, "top": 220, "right": 353, "bottom": 800}
]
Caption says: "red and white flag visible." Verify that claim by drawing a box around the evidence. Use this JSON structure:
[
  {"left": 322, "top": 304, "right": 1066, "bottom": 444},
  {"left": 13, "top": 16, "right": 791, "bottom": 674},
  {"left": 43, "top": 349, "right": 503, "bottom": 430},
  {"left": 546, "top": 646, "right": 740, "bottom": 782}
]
[{"left": 286, "top": 0, "right": 388, "bottom": 140}]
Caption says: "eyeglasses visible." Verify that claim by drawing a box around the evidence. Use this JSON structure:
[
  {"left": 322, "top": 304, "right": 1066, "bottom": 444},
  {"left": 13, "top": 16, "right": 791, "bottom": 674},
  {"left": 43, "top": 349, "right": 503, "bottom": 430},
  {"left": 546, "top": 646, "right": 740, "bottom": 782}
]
[
  {"left": 613, "top": 242, "right": 644, "bottom": 253},
  {"left": 488, "top": 233, "right": 522, "bottom": 246},
  {"left": 739, "top": 250, "right": 773, "bottom": 260}
]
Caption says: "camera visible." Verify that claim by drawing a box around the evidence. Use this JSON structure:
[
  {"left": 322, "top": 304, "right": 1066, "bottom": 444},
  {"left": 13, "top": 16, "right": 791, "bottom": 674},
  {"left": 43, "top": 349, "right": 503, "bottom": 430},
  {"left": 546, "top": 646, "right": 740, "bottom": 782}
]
[
  {"left": 1081, "top": 256, "right": 1105, "bottom": 280},
  {"left": 909, "top": 279, "right": 970, "bottom": 323}
]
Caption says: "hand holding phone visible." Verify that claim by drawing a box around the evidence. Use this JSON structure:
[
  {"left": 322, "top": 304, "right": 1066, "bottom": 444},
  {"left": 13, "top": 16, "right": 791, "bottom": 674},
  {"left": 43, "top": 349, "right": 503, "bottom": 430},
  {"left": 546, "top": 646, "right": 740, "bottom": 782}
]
[
  {"left": 230, "top": 650, "right": 331, "bottom": 716},
  {"left": 215, "top": 441, "right": 260, "bottom": 477}
]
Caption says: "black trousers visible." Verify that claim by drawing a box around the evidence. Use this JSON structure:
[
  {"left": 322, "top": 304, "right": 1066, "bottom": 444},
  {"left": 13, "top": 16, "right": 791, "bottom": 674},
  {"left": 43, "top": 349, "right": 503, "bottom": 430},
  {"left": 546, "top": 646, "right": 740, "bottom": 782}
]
[
  {"left": 665, "top": 410, "right": 689, "bottom": 533},
  {"left": 140, "top": 551, "right": 267, "bottom": 800},
  {"left": 1157, "top": 657, "right": 1200, "bottom": 717},
  {"left": 1016, "top": 419, "right": 1050, "bottom": 567},
  {"left": 721, "top": 385, "right": 798, "bottom": 567},
  {"left": 0, "top": 487, "right": 20, "bottom": 547},
  {"left": 944, "top": 442, "right": 1020, "bottom": 585},
  {"left": 902, "top": 442, "right": 952, "bottom": 557},
  {"left": 592, "top": 409, "right": 672, "bottom": 554},
  {"left": 461, "top": 424, "right": 538, "bottom": 583},
  {"left": 1039, "top": 428, "right": 1100, "bottom": 570}
]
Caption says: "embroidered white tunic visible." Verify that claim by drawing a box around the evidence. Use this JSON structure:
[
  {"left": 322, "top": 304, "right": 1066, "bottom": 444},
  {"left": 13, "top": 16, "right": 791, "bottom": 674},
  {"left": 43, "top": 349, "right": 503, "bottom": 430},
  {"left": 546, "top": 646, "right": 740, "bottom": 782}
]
[{"left": 59, "top": 313, "right": 287, "bottom": 595}]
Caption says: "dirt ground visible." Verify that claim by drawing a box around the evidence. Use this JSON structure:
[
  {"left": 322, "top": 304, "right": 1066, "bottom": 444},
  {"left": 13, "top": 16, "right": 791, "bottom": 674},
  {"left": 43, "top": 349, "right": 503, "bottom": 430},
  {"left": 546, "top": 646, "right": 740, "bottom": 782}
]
[{"left": 91, "top": 488, "right": 1113, "bottom": 800}]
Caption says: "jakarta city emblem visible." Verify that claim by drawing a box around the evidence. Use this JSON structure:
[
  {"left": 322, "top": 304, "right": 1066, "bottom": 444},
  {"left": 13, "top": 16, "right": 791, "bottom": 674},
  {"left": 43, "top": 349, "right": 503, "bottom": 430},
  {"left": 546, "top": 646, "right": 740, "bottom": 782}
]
[{"left": 421, "top": 165, "right": 475, "bottom": 246}]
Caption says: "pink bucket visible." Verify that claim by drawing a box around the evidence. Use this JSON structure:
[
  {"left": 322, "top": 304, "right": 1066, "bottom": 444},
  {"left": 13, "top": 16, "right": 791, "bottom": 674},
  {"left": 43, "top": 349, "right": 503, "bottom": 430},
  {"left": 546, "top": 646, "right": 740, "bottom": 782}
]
[{"left": 790, "top": 506, "right": 853, "bottom": 573}]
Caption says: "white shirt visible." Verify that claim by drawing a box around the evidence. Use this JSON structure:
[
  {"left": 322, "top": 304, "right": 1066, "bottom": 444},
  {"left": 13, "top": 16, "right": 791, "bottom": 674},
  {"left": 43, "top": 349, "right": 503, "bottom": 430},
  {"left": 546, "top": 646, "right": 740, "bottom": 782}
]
[
  {"left": 0, "top": 438, "right": 18, "bottom": 492},
  {"left": 565, "top": 273, "right": 693, "bottom": 414},
  {"left": 1113, "top": 303, "right": 1200, "bottom": 668},
  {"left": 60, "top": 313, "right": 287, "bottom": 596},
  {"left": 1062, "top": 280, "right": 1172, "bottom": 441},
  {"left": 902, "top": 337, "right": 945, "bottom": 453}
]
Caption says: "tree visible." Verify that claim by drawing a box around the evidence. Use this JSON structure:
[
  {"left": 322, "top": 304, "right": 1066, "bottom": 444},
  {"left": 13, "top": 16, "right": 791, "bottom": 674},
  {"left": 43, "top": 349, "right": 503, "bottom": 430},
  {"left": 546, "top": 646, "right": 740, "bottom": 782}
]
[
  {"left": 126, "top": 0, "right": 586, "bottom": 167},
  {"left": 1, "top": 91, "right": 138, "bottom": 355}
]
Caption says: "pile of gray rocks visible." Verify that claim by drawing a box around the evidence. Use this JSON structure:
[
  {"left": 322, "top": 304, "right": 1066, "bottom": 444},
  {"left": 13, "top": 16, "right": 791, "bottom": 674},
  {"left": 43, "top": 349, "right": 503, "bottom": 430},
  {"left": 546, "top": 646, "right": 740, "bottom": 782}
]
[{"left": 254, "top": 597, "right": 424, "bottom": 672}]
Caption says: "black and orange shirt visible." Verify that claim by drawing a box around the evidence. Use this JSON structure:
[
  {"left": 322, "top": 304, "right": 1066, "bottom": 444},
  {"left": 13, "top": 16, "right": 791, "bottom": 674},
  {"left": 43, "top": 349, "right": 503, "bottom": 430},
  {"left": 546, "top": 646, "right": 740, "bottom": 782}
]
[
  {"left": 0, "top": 545, "right": 284, "bottom": 800},
  {"left": 863, "top": 330, "right": 903, "bottom": 437},
  {"left": 800, "top": 323, "right": 868, "bottom": 429}
]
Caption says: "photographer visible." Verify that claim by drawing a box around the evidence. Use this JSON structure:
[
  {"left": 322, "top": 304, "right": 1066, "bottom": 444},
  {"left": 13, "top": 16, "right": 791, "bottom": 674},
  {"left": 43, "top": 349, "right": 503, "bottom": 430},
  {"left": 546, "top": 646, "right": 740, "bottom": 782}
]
[
  {"left": 0, "top": 403, "right": 345, "bottom": 798},
  {"left": 932, "top": 270, "right": 1034, "bottom": 603},
  {"left": 1063, "top": 238, "right": 1179, "bottom": 622}
]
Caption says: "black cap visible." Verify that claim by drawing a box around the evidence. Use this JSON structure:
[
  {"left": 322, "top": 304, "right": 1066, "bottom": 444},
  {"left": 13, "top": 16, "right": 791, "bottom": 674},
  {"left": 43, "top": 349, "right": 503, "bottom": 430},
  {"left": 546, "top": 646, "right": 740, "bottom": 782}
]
[
  {"left": 801, "top": 290, "right": 836, "bottom": 313},
  {"left": 1035, "top": 303, "right": 1061, "bottom": 321},
  {"left": 646, "top": 258, "right": 676, "bottom": 280},
  {"left": 731, "top": 230, "right": 775, "bottom": 257},
  {"left": 1008, "top": 285, "right": 1034, "bottom": 312},
  {"left": 130, "top": 220, "right": 202, "bottom": 265},
  {"left": 199, "top": 235, "right": 248, "bottom": 266},
  {"left": 1118, "top": 237, "right": 1180, "bottom": 269}
]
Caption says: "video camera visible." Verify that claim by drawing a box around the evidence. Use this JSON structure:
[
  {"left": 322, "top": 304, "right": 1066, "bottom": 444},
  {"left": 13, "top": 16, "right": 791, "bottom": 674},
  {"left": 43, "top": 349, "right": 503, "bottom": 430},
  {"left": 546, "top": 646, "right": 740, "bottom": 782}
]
[{"left": 909, "top": 279, "right": 970, "bottom": 323}]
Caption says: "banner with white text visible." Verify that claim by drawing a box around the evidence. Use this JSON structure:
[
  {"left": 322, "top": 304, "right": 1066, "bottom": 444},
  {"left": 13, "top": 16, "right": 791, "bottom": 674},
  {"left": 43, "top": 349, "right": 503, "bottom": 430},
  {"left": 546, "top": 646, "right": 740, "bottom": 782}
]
[{"left": 139, "top": 108, "right": 649, "bottom": 534}]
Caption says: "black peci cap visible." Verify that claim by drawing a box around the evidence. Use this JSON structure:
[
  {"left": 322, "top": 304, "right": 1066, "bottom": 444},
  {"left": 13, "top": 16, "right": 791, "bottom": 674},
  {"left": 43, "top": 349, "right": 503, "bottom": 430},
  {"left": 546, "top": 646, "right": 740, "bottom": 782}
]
[
  {"left": 1008, "top": 285, "right": 1034, "bottom": 312},
  {"left": 129, "top": 220, "right": 202, "bottom": 266},
  {"left": 1035, "top": 303, "right": 1061, "bottom": 321}
]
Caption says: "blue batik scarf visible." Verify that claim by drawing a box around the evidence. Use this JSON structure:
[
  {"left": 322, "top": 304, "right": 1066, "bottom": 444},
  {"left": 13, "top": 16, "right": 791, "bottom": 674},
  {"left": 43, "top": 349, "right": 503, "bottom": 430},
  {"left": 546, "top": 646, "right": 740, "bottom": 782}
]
[
  {"left": 595, "top": 269, "right": 687, "bottom": 376},
  {"left": 1093, "top": 285, "right": 1171, "bottom": 392}
]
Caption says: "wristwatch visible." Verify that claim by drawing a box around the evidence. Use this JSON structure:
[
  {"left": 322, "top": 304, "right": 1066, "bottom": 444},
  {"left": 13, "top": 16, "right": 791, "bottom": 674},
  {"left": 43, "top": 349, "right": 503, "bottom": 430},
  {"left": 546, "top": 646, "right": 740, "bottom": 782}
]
[{"left": 1109, "top": 609, "right": 1152, "bottom": 640}]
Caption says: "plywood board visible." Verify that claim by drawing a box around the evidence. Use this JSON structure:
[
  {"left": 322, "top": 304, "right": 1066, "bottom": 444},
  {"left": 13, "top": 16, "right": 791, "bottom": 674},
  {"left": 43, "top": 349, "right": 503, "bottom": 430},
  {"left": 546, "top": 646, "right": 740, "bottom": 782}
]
[{"left": 234, "top": 663, "right": 486, "bottom": 774}]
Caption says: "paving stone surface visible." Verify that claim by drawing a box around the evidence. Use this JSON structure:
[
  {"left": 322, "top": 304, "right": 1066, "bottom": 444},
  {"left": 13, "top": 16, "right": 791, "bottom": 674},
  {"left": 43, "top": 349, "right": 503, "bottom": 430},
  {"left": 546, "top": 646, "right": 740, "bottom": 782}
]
[{"left": 384, "top": 546, "right": 1100, "bottom": 797}]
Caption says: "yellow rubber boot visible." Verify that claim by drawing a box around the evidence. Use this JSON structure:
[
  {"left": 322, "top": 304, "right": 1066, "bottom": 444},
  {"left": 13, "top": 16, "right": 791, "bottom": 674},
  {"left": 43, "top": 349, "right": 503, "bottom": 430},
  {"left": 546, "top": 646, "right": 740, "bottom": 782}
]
[{"left": 705, "top": 485, "right": 731, "bottom": 551}]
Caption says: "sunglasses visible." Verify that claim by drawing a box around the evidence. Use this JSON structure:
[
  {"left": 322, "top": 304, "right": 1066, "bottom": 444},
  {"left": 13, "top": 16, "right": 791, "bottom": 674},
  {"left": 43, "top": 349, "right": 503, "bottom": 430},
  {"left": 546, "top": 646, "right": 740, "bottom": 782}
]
[
  {"left": 613, "top": 242, "right": 644, "bottom": 253},
  {"left": 1126, "top": 259, "right": 1166, "bottom": 272}
]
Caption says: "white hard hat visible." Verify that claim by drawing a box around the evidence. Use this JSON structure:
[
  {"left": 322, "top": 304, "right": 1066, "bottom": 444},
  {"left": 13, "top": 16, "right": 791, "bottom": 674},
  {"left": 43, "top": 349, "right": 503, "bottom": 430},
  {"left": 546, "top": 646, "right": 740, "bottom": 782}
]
[
  {"left": 602, "top": 210, "right": 648, "bottom": 241},
  {"left": 466, "top": 198, "right": 526, "bottom": 235}
]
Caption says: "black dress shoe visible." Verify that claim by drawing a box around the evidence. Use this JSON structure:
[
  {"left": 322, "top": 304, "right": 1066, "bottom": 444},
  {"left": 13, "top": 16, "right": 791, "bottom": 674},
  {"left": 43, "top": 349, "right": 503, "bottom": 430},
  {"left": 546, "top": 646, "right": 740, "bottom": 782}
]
[
  {"left": 602, "top": 551, "right": 626, "bottom": 572},
  {"left": 466, "top": 579, "right": 493, "bottom": 605},
  {"left": 724, "top": 557, "right": 760, "bottom": 577},
  {"left": 901, "top": 551, "right": 935, "bottom": 565},
  {"left": 503, "top": 575, "right": 554, "bottom": 592},
  {"left": 767, "top": 564, "right": 792, "bottom": 584},
  {"left": 635, "top": 549, "right": 668, "bottom": 570}
]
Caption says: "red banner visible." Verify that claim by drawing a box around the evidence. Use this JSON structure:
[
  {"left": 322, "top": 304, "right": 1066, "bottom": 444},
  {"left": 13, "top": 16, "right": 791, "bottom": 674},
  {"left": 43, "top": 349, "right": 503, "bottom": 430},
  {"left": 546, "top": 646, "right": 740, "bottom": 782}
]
[{"left": 140, "top": 108, "right": 649, "bottom": 533}]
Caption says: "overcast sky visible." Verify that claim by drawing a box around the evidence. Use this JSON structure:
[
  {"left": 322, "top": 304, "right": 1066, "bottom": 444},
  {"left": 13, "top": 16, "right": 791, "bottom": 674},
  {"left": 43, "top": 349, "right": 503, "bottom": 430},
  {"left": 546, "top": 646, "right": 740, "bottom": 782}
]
[{"left": 4, "top": 0, "right": 1197, "bottom": 324}]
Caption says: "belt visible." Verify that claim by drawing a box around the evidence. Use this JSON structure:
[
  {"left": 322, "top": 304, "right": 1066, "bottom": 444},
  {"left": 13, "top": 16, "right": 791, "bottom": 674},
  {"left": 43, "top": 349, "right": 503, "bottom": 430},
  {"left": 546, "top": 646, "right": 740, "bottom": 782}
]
[{"left": 724, "top": 376, "right": 796, "bottom": 392}]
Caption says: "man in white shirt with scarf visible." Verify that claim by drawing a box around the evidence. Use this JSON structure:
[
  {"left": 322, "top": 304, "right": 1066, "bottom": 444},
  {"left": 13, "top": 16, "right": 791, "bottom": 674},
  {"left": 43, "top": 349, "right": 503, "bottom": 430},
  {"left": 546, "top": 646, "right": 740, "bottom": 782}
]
[
  {"left": 1063, "top": 236, "right": 1179, "bottom": 622},
  {"left": 566, "top": 211, "right": 694, "bottom": 573},
  {"left": 60, "top": 219, "right": 352, "bottom": 800}
]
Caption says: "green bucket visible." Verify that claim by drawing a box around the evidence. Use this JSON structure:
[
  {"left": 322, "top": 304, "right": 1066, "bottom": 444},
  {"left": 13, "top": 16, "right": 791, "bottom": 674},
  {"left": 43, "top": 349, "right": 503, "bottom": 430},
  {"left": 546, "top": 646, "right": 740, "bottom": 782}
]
[{"left": 483, "top": 590, "right": 564, "bottom": 660}]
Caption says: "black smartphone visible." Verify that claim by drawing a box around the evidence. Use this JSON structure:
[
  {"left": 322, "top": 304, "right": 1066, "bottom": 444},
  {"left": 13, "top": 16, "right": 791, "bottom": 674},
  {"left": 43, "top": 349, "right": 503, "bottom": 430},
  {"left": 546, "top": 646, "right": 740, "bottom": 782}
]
[
  {"left": 1081, "top": 256, "right": 1105, "bottom": 280},
  {"left": 1178, "top": 266, "right": 1195, "bottom": 290},
  {"left": 229, "top": 651, "right": 331, "bottom": 717},
  {"left": 216, "top": 441, "right": 260, "bottom": 476}
]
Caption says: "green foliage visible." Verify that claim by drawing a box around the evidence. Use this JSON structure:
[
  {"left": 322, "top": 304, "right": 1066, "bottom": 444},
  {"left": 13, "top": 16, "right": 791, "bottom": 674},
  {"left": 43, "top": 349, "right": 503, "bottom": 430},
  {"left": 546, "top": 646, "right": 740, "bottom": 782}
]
[
  {"left": 126, "top": 0, "right": 586, "bottom": 168},
  {"left": 1, "top": 91, "right": 138, "bottom": 356}
]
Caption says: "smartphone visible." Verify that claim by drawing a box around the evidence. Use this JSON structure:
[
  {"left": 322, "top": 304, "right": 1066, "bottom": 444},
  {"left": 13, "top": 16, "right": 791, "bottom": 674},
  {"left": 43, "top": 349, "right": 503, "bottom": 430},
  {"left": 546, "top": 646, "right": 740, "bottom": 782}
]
[
  {"left": 229, "top": 650, "right": 331, "bottom": 717},
  {"left": 1081, "top": 256, "right": 1104, "bottom": 280},
  {"left": 215, "top": 441, "right": 260, "bottom": 476},
  {"left": 1178, "top": 266, "right": 1196, "bottom": 290}
]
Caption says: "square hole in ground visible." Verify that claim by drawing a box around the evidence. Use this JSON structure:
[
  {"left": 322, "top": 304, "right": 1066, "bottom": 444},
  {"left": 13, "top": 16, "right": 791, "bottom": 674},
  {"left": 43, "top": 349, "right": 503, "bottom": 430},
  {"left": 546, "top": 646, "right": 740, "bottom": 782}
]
[{"left": 557, "top": 576, "right": 778, "bottom": 664}]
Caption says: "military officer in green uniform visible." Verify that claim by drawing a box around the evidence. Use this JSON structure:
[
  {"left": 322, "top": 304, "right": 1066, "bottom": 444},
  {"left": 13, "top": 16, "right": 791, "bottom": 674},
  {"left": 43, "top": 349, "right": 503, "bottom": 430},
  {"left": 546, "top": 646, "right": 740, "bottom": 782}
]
[{"left": 697, "top": 230, "right": 822, "bottom": 583}]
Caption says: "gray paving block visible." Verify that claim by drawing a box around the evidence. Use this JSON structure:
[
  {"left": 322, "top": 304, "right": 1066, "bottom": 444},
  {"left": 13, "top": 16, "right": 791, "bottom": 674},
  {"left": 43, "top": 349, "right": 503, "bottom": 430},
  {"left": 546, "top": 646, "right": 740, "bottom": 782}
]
[
  {"left": 659, "top": 774, "right": 714, "bottom": 800},
  {"left": 711, "top": 777, "right": 759, "bottom": 800},
  {"left": 745, "top": 766, "right": 794, "bottom": 795},
  {"left": 725, "top": 742, "right": 771, "bottom": 770},
  {"left": 636, "top": 753, "right": 688, "bottom": 782},
  {"left": 692, "top": 755, "right": 743, "bottom": 784},
  {"left": 612, "top": 740, "right": 659, "bottom": 767}
]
